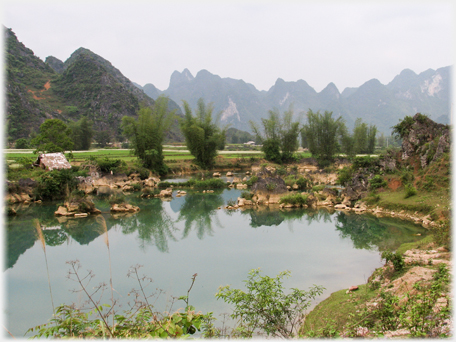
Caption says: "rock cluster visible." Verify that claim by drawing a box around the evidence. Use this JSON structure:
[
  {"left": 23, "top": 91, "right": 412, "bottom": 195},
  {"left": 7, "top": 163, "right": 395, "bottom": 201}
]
[
  {"left": 110, "top": 203, "right": 140, "bottom": 213},
  {"left": 54, "top": 199, "right": 101, "bottom": 217}
]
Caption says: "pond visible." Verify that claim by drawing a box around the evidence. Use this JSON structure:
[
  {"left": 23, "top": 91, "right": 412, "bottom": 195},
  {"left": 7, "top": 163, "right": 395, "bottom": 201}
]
[{"left": 5, "top": 187, "right": 428, "bottom": 337}]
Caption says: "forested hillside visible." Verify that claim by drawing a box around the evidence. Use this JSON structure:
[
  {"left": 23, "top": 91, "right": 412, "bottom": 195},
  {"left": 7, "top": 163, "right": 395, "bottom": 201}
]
[{"left": 5, "top": 27, "right": 183, "bottom": 145}]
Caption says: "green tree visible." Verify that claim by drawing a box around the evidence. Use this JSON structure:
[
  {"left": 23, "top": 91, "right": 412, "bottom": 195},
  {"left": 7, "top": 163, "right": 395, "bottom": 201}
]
[
  {"left": 301, "top": 110, "right": 343, "bottom": 167},
  {"left": 122, "top": 96, "right": 176, "bottom": 175},
  {"left": 250, "top": 105, "right": 301, "bottom": 163},
  {"left": 15, "top": 137, "right": 30, "bottom": 149},
  {"left": 339, "top": 121, "right": 355, "bottom": 158},
  {"left": 69, "top": 116, "right": 94, "bottom": 150},
  {"left": 31, "top": 119, "right": 74, "bottom": 154},
  {"left": 353, "top": 118, "right": 377, "bottom": 154},
  {"left": 179, "top": 98, "right": 226, "bottom": 169},
  {"left": 94, "top": 130, "right": 111, "bottom": 148},
  {"left": 366, "top": 124, "right": 377, "bottom": 154}
]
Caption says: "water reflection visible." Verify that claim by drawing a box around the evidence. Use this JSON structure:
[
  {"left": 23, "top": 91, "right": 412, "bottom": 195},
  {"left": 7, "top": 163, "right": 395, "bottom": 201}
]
[
  {"left": 6, "top": 195, "right": 429, "bottom": 269},
  {"left": 177, "top": 192, "right": 225, "bottom": 239},
  {"left": 335, "top": 212, "right": 426, "bottom": 252},
  {"left": 239, "top": 206, "right": 335, "bottom": 228},
  {"left": 108, "top": 198, "right": 177, "bottom": 252}
]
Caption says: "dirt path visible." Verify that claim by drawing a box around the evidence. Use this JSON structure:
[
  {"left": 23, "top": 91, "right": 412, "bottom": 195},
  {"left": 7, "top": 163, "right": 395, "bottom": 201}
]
[{"left": 27, "top": 79, "right": 51, "bottom": 100}]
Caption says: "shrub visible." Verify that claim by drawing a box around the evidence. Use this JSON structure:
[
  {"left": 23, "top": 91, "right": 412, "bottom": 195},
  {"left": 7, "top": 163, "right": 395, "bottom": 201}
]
[
  {"left": 296, "top": 176, "right": 311, "bottom": 190},
  {"left": 400, "top": 169, "right": 414, "bottom": 185},
  {"left": 369, "top": 175, "right": 387, "bottom": 190},
  {"left": 95, "top": 157, "right": 122, "bottom": 173},
  {"left": 337, "top": 166, "right": 354, "bottom": 185},
  {"left": 404, "top": 184, "right": 417, "bottom": 198},
  {"left": 215, "top": 269, "right": 324, "bottom": 338},
  {"left": 241, "top": 191, "right": 254, "bottom": 200},
  {"left": 276, "top": 166, "right": 287, "bottom": 175},
  {"left": 352, "top": 156, "right": 379, "bottom": 170},
  {"left": 279, "top": 193, "right": 308, "bottom": 206},
  {"left": 34, "top": 169, "right": 79, "bottom": 201},
  {"left": 15, "top": 138, "right": 30, "bottom": 149},
  {"left": 381, "top": 250, "right": 404, "bottom": 272}
]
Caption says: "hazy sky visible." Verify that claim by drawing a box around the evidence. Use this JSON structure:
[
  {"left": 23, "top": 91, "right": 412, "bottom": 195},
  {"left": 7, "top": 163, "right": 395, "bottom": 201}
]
[{"left": 2, "top": 1, "right": 454, "bottom": 92}]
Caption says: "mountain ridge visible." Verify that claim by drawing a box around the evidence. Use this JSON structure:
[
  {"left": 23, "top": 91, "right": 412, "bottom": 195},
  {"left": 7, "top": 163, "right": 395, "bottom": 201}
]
[{"left": 138, "top": 65, "right": 451, "bottom": 133}]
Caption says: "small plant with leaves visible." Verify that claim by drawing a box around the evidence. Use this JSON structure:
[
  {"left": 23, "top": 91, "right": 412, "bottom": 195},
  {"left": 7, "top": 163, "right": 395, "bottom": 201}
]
[
  {"left": 381, "top": 250, "right": 405, "bottom": 272},
  {"left": 27, "top": 262, "right": 210, "bottom": 339},
  {"left": 215, "top": 268, "right": 324, "bottom": 338}
]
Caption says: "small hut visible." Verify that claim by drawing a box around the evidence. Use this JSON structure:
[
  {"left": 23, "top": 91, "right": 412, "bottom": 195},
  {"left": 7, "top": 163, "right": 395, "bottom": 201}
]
[{"left": 33, "top": 152, "right": 72, "bottom": 171}]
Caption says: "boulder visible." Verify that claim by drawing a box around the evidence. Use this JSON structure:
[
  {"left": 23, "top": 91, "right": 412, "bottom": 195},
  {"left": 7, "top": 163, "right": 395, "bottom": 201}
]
[
  {"left": 159, "top": 188, "right": 173, "bottom": 197},
  {"left": 111, "top": 203, "right": 140, "bottom": 213},
  {"left": 334, "top": 204, "right": 348, "bottom": 210}
]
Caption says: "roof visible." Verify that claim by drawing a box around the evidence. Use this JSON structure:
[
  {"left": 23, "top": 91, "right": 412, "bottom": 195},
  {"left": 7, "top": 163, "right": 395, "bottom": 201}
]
[{"left": 34, "top": 152, "right": 72, "bottom": 171}]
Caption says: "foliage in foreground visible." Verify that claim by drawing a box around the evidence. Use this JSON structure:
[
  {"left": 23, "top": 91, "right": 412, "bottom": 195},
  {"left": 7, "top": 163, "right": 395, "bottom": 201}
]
[
  {"left": 214, "top": 268, "right": 324, "bottom": 338},
  {"left": 302, "top": 262, "right": 451, "bottom": 338},
  {"left": 27, "top": 265, "right": 325, "bottom": 339},
  {"left": 27, "top": 262, "right": 209, "bottom": 339}
]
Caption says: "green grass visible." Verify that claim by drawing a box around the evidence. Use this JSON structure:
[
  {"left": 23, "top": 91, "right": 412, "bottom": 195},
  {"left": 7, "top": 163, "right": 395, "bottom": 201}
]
[
  {"left": 395, "top": 235, "right": 434, "bottom": 255},
  {"left": 301, "top": 284, "right": 378, "bottom": 335}
]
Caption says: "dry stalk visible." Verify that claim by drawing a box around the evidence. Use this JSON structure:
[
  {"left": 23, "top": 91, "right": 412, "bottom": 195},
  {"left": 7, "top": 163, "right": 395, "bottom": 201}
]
[{"left": 34, "top": 219, "right": 55, "bottom": 316}]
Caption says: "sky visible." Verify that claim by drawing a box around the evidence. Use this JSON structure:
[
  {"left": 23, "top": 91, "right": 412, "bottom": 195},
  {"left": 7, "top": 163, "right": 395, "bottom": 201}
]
[{"left": 1, "top": 1, "right": 454, "bottom": 93}]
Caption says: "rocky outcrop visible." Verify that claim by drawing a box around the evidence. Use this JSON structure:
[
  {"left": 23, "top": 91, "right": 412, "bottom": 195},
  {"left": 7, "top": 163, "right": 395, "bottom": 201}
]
[
  {"left": 55, "top": 198, "right": 101, "bottom": 217},
  {"left": 399, "top": 113, "right": 450, "bottom": 168},
  {"left": 110, "top": 203, "right": 140, "bottom": 213}
]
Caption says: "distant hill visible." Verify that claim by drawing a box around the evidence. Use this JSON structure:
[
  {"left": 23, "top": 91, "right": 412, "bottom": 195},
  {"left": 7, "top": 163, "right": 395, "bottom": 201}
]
[
  {"left": 141, "top": 66, "right": 451, "bottom": 134},
  {"left": 5, "top": 25, "right": 451, "bottom": 146},
  {"left": 5, "top": 27, "right": 183, "bottom": 143}
]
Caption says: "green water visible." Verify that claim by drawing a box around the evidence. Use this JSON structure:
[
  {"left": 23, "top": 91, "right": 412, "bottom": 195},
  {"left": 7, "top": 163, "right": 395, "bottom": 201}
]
[{"left": 5, "top": 188, "right": 428, "bottom": 337}]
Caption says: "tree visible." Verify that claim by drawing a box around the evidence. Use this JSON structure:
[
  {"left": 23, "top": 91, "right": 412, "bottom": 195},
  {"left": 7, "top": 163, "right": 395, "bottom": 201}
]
[
  {"left": 338, "top": 121, "right": 355, "bottom": 158},
  {"left": 301, "top": 110, "right": 343, "bottom": 167},
  {"left": 69, "top": 116, "right": 94, "bottom": 150},
  {"left": 31, "top": 119, "right": 74, "bottom": 154},
  {"left": 352, "top": 118, "right": 377, "bottom": 154},
  {"left": 94, "top": 131, "right": 111, "bottom": 148},
  {"left": 122, "top": 96, "right": 176, "bottom": 175},
  {"left": 250, "top": 105, "right": 301, "bottom": 163},
  {"left": 179, "top": 98, "right": 226, "bottom": 169},
  {"left": 15, "top": 138, "right": 29, "bottom": 149}
]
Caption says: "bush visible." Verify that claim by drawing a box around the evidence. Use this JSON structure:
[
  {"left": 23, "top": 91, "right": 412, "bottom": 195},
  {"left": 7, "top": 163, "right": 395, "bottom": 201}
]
[
  {"left": 352, "top": 156, "right": 379, "bottom": 170},
  {"left": 15, "top": 138, "right": 30, "bottom": 149},
  {"left": 215, "top": 269, "right": 324, "bottom": 338},
  {"left": 369, "top": 175, "right": 387, "bottom": 190},
  {"left": 337, "top": 166, "right": 354, "bottom": 185},
  {"left": 404, "top": 184, "right": 417, "bottom": 198},
  {"left": 245, "top": 175, "right": 258, "bottom": 186},
  {"left": 95, "top": 157, "right": 122, "bottom": 173},
  {"left": 34, "top": 169, "right": 79, "bottom": 201},
  {"left": 241, "top": 191, "right": 254, "bottom": 200},
  {"left": 279, "top": 193, "right": 308, "bottom": 206},
  {"left": 296, "top": 176, "right": 311, "bottom": 190},
  {"left": 381, "top": 250, "right": 404, "bottom": 272}
]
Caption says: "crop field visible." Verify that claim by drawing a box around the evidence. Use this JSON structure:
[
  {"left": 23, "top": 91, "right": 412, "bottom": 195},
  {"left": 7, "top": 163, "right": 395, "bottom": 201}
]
[{"left": 4, "top": 147, "right": 266, "bottom": 166}]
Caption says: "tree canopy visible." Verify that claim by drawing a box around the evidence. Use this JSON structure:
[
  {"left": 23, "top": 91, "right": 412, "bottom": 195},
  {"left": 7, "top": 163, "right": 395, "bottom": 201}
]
[
  {"left": 301, "top": 110, "right": 343, "bottom": 167},
  {"left": 179, "top": 98, "right": 226, "bottom": 169},
  {"left": 121, "top": 96, "right": 176, "bottom": 175},
  {"left": 31, "top": 119, "right": 74, "bottom": 154},
  {"left": 250, "top": 105, "right": 301, "bottom": 163},
  {"left": 69, "top": 116, "right": 94, "bottom": 150}
]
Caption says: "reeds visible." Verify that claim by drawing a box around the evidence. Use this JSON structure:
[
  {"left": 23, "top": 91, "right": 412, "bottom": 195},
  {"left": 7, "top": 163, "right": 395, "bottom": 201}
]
[
  {"left": 34, "top": 219, "right": 55, "bottom": 316},
  {"left": 96, "top": 215, "right": 115, "bottom": 325}
]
